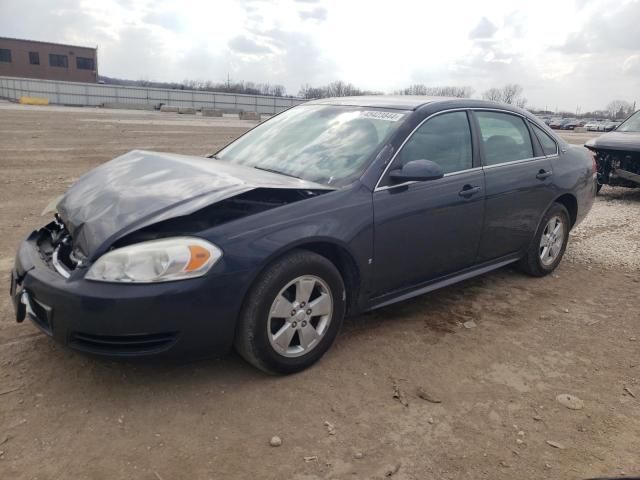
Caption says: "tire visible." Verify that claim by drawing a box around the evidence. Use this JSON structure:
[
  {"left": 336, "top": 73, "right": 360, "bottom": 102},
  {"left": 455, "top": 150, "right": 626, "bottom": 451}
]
[
  {"left": 519, "top": 203, "right": 571, "bottom": 277},
  {"left": 596, "top": 183, "right": 603, "bottom": 194},
  {"left": 234, "top": 250, "right": 346, "bottom": 374}
]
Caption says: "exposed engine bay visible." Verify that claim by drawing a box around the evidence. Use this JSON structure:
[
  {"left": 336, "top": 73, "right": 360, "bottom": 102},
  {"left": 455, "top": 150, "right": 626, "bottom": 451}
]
[
  {"left": 35, "top": 216, "right": 81, "bottom": 278},
  {"left": 36, "top": 188, "right": 326, "bottom": 278},
  {"left": 592, "top": 149, "right": 640, "bottom": 189},
  {"left": 54, "top": 149, "right": 335, "bottom": 258},
  {"left": 114, "top": 188, "right": 327, "bottom": 247}
]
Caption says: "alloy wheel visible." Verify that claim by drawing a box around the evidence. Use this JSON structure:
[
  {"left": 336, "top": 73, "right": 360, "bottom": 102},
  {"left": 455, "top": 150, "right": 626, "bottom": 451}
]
[
  {"left": 267, "top": 275, "right": 333, "bottom": 358},
  {"left": 539, "top": 215, "right": 565, "bottom": 266}
]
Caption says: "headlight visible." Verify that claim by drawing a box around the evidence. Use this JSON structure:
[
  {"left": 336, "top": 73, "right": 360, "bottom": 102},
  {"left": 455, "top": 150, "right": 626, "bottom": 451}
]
[{"left": 85, "top": 237, "right": 222, "bottom": 283}]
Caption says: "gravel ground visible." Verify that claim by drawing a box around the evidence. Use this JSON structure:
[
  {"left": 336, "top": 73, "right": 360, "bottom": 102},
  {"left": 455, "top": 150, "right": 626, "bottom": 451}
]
[
  {"left": 567, "top": 187, "right": 640, "bottom": 270},
  {"left": 0, "top": 103, "right": 639, "bottom": 480},
  {"left": 553, "top": 130, "right": 640, "bottom": 270}
]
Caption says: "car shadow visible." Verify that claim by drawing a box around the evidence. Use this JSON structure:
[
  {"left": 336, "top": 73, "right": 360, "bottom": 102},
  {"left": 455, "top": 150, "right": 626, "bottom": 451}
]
[
  {"left": 17, "top": 264, "right": 527, "bottom": 394},
  {"left": 341, "top": 266, "right": 524, "bottom": 341}
]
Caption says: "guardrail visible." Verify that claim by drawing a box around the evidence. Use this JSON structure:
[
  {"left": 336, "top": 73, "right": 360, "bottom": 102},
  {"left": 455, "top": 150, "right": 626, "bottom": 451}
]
[{"left": 0, "top": 76, "right": 305, "bottom": 114}]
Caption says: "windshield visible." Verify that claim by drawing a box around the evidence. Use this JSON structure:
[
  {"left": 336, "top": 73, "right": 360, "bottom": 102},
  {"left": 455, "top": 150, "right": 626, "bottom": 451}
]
[
  {"left": 215, "top": 104, "right": 408, "bottom": 186},
  {"left": 617, "top": 111, "right": 640, "bottom": 132}
]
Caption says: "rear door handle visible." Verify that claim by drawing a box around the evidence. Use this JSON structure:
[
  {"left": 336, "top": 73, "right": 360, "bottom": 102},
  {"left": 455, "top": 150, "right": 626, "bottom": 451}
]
[
  {"left": 458, "top": 185, "right": 481, "bottom": 198},
  {"left": 536, "top": 169, "right": 553, "bottom": 180}
]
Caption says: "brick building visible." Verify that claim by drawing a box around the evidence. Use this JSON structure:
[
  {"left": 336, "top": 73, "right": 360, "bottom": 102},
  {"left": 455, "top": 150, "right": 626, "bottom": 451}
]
[{"left": 0, "top": 37, "right": 98, "bottom": 83}]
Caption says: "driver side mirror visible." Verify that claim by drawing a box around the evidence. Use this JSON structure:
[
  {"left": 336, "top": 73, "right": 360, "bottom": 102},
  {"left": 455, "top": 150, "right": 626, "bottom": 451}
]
[{"left": 389, "top": 159, "right": 444, "bottom": 183}]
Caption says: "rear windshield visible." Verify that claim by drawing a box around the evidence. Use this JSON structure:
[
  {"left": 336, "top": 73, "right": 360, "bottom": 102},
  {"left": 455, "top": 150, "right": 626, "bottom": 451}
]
[
  {"left": 215, "top": 105, "right": 408, "bottom": 187},
  {"left": 617, "top": 111, "right": 640, "bottom": 132}
]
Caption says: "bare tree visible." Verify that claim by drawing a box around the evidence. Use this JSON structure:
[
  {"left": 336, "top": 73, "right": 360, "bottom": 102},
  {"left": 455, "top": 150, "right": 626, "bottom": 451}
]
[
  {"left": 482, "top": 88, "right": 503, "bottom": 102},
  {"left": 501, "top": 84, "right": 523, "bottom": 104},
  {"left": 396, "top": 84, "right": 473, "bottom": 98},
  {"left": 482, "top": 84, "right": 527, "bottom": 108},
  {"left": 298, "top": 81, "right": 382, "bottom": 99},
  {"left": 433, "top": 86, "right": 474, "bottom": 98},
  {"left": 271, "top": 85, "right": 286, "bottom": 97},
  {"left": 606, "top": 100, "right": 633, "bottom": 119},
  {"left": 398, "top": 84, "right": 428, "bottom": 95}
]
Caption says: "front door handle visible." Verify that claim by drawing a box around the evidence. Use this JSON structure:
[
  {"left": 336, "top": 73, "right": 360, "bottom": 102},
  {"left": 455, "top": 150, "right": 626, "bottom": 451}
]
[
  {"left": 458, "top": 185, "right": 481, "bottom": 198},
  {"left": 536, "top": 169, "right": 553, "bottom": 180}
]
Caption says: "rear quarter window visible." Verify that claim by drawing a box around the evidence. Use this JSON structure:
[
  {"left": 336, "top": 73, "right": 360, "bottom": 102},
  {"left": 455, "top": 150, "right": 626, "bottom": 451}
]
[{"left": 531, "top": 123, "right": 558, "bottom": 156}]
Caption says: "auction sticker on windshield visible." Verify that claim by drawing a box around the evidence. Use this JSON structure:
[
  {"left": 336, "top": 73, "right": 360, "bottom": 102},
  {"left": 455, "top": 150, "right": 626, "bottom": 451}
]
[{"left": 361, "top": 111, "right": 405, "bottom": 122}]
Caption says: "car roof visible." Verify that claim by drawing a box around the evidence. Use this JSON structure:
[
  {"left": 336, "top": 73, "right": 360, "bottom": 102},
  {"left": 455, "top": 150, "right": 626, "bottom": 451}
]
[{"left": 304, "top": 95, "right": 462, "bottom": 111}]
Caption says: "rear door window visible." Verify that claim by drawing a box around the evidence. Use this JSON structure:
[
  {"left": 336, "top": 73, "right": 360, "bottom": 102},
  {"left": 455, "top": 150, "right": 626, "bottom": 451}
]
[
  {"left": 475, "top": 111, "right": 534, "bottom": 166},
  {"left": 531, "top": 123, "right": 558, "bottom": 156}
]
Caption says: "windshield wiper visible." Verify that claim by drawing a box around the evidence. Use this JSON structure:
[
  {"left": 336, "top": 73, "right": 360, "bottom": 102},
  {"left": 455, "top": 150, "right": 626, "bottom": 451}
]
[{"left": 253, "top": 166, "right": 302, "bottom": 179}]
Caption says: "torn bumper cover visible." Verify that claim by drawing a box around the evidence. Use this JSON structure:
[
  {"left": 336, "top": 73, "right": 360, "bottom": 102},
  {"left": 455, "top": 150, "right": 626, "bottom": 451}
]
[
  {"left": 585, "top": 132, "right": 640, "bottom": 188},
  {"left": 10, "top": 226, "right": 250, "bottom": 357}
]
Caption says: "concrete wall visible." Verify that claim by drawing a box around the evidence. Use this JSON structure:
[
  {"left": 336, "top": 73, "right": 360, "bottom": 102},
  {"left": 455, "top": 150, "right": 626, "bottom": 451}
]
[
  {"left": 0, "top": 38, "right": 97, "bottom": 83},
  {"left": 0, "top": 75, "right": 305, "bottom": 114}
]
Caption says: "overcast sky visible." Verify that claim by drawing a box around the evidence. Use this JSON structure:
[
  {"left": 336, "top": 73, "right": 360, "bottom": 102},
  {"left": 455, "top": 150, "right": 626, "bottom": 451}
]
[{"left": 1, "top": 0, "right": 638, "bottom": 111}]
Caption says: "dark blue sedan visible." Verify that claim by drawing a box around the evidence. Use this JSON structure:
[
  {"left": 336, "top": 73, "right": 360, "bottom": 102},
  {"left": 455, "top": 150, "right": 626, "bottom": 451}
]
[{"left": 10, "top": 96, "right": 596, "bottom": 373}]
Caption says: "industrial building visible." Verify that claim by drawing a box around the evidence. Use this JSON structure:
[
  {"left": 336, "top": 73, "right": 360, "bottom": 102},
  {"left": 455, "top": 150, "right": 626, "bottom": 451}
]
[{"left": 0, "top": 37, "right": 98, "bottom": 83}]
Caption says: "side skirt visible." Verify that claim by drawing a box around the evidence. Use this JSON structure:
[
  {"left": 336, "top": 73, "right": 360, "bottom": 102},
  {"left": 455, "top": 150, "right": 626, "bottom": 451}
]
[{"left": 366, "top": 253, "right": 521, "bottom": 311}]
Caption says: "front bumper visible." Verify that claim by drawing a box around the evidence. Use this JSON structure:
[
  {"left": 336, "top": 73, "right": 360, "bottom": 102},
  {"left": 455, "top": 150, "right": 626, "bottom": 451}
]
[{"left": 10, "top": 230, "right": 249, "bottom": 358}]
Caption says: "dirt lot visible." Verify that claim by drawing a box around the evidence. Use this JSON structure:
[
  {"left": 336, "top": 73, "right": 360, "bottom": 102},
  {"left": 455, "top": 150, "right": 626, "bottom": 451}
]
[{"left": 1, "top": 103, "right": 639, "bottom": 480}]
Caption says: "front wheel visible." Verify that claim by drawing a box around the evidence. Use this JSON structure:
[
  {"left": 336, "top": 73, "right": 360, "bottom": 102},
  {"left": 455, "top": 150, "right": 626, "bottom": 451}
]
[
  {"left": 519, "top": 203, "right": 570, "bottom": 277},
  {"left": 234, "top": 250, "right": 345, "bottom": 374}
]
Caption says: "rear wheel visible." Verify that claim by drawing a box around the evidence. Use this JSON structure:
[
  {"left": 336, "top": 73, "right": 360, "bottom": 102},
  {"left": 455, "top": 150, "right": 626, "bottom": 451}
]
[
  {"left": 234, "top": 250, "right": 345, "bottom": 374},
  {"left": 519, "top": 203, "right": 570, "bottom": 277}
]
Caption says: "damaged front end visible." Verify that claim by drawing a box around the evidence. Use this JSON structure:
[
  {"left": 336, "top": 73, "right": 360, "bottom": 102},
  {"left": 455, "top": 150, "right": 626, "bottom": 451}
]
[
  {"left": 589, "top": 149, "right": 640, "bottom": 189},
  {"left": 585, "top": 111, "right": 640, "bottom": 190},
  {"left": 37, "top": 187, "right": 329, "bottom": 280},
  {"left": 113, "top": 188, "right": 327, "bottom": 248},
  {"left": 35, "top": 215, "right": 85, "bottom": 279},
  {"left": 12, "top": 179, "right": 332, "bottom": 356},
  {"left": 53, "top": 149, "right": 335, "bottom": 260}
]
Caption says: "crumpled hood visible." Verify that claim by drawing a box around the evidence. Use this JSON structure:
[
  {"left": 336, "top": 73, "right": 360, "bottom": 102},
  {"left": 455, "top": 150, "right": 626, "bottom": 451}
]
[
  {"left": 56, "top": 150, "right": 333, "bottom": 259},
  {"left": 585, "top": 131, "right": 640, "bottom": 153}
]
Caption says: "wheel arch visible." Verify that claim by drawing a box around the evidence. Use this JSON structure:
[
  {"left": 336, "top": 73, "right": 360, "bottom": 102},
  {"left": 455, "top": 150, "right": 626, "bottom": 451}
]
[
  {"left": 296, "top": 241, "right": 362, "bottom": 316},
  {"left": 242, "top": 239, "right": 364, "bottom": 319},
  {"left": 554, "top": 193, "right": 578, "bottom": 228}
]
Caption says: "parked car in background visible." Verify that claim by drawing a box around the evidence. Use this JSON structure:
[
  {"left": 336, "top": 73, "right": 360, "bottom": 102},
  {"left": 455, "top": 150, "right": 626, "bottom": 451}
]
[
  {"left": 585, "top": 120, "right": 603, "bottom": 131},
  {"left": 561, "top": 119, "right": 580, "bottom": 130},
  {"left": 10, "top": 96, "right": 596, "bottom": 374},
  {"left": 601, "top": 121, "right": 620, "bottom": 132},
  {"left": 549, "top": 119, "right": 579, "bottom": 130},
  {"left": 586, "top": 110, "right": 640, "bottom": 192},
  {"left": 549, "top": 118, "right": 565, "bottom": 129},
  {"left": 536, "top": 115, "right": 553, "bottom": 125}
]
